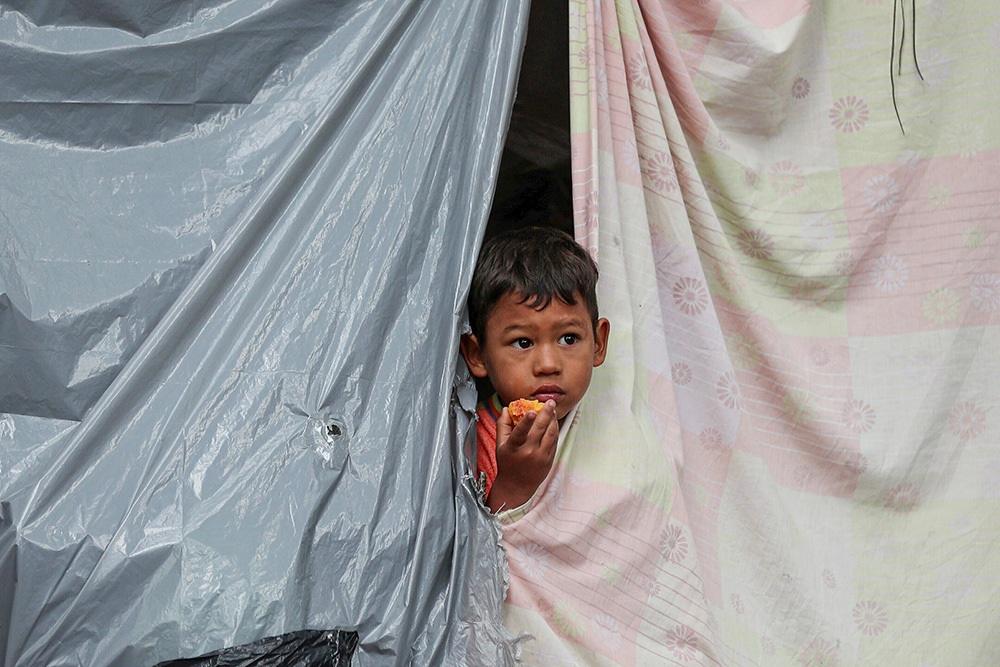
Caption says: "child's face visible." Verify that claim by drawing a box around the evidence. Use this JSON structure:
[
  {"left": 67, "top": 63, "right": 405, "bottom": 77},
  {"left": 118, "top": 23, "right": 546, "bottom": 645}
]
[{"left": 461, "top": 292, "right": 610, "bottom": 421}]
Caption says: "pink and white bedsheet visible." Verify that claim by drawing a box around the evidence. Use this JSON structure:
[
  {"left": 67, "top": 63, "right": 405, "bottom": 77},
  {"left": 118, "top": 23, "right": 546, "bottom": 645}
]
[{"left": 500, "top": 1, "right": 1000, "bottom": 664}]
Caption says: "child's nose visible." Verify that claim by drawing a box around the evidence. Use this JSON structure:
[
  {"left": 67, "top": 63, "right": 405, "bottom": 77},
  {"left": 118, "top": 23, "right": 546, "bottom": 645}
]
[{"left": 534, "top": 346, "right": 560, "bottom": 374}]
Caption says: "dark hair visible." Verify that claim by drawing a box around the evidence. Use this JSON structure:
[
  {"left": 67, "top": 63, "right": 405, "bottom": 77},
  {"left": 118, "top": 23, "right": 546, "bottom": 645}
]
[{"left": 468, "top": 226, "right": 599, "bottom": 341}]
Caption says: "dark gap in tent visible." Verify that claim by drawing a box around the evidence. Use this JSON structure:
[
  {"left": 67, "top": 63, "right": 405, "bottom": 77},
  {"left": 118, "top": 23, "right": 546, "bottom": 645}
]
[
  {"left": 485, "top": 0, "right": 572, "bottom": 242},
  {"left": 154, "top": 629, "right": 359, "bottom": 667}
]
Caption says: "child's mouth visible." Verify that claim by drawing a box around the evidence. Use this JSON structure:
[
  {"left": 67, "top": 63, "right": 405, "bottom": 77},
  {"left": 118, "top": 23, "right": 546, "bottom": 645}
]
[{"left": 532, "top": 387, "right": 565, "bottom": 403}]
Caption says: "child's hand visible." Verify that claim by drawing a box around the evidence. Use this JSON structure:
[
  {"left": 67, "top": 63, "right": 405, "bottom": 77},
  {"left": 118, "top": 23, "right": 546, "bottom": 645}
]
[{"left": 487, "top": 400, "right": 558, "bottom": 513}]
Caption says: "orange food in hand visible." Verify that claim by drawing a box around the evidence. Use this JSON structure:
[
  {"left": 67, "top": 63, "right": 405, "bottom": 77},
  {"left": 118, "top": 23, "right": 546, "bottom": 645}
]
[{"left": 508, "top": 398, "right": 545, "bottom": 425}]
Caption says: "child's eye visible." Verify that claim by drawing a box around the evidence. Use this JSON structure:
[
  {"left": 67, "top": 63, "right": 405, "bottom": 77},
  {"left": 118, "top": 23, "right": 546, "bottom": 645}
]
[
  {"left": 560, "top": 334, "right": 579, "bottom": 345},
  {"left": 513, "top": 338, "right": 532, "bottom": 349}
]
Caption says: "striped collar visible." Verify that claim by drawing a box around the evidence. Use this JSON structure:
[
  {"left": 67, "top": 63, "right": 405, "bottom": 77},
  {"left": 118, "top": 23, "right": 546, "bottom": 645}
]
[{"left": 484, "top": 393, "right": 504, "bottom": 422}]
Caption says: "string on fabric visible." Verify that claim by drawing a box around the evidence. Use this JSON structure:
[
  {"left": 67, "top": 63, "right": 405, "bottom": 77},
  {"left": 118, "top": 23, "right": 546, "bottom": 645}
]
[{"left": 890, "top": 0, "right": 924, "bottom": 135}]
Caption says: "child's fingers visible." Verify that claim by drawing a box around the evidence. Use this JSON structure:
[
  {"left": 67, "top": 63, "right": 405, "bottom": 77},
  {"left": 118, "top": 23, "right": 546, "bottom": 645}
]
[
  {"left": 497, "top": 407, "right": 512, "bottom": 444},
  {"left": 526, "top": 400, "right": 557, "bottom": 446},
  {"left": 504, "top": 408, "right": 536, "bottom": 448},
  {"left": 541, "top": 416, "right": 559, "bottom": 457}
]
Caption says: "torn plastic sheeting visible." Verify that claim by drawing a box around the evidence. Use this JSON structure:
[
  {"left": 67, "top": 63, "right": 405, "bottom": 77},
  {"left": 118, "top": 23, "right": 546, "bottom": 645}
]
[{"left": 0, "top": 0, "right": 529, "bottom": 664}]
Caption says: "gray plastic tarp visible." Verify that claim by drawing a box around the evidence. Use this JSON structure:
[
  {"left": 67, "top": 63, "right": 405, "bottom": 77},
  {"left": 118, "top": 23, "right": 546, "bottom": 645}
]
[{"left": 0, "top": 0, "right": 529, "bottom": 664}]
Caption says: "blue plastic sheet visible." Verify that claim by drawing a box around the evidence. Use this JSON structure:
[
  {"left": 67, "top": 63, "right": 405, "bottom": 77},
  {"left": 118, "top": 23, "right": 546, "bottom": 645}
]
[{"left": 0, "top": 1, "right": 528, "bottom": 663}]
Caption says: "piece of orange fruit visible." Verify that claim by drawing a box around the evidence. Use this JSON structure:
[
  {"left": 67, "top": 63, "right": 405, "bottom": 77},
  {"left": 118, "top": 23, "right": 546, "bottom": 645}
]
[{"left": 508, "top": 398, "right": 545, "bottom": 425}]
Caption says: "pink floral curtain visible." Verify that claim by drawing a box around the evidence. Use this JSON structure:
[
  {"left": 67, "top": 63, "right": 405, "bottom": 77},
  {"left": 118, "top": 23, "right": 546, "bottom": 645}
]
[{"left": 500, "top": 0, "right": 999, "bottom": 664}]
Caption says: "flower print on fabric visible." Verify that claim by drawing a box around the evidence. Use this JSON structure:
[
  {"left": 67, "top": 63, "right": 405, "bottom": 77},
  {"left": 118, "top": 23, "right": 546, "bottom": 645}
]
[
  {"left": 734, "top": 484, "right": 772, "bottom": 523},
  {"left": 863, "top": 174, "right": 900, "bottom": 213},
  {"left": 717, "top": 372, "right": 743, "bottom": 410},
  {"left": 546, "top": 471, "right": 568, "bottom": 513},
  {"left": 949, "top": 402, "right": 986, "bottom": 441},
  {"left": 829, "top": 96, "right": 869, "bottom": 132},
  {"left": 964, "top": 225, "right": 985, "bottom": 249},
  {"left": 673, "top": 277, "right": 710, "bottom": 316},
  {"left": 769, "top": 161, "right": 805, "bottom": 195},
  {"left": 643, "top": 152, "right": 679, "bottom": 193},
  {"left": 761, "top": 636, "right": 776, "bottom": 656},
  {"left": 802, "top": 214, "right": 836, "bottom": 251},
  {"left": 791, "top": 280, "right": 828, "bottom": 306},
  {"left": 601, "top": 563, "right": 623, "bottom": 586},
  {"left": 938, "top": 563, "right": 974, "bottom": 604},
  {"left": 920, "top": 47, "right": 951, "bottom": 86},
  {"left": 671, "top": 362, "right": 693, "bottom": 386},
  {"left": 666, "top": 624, "right": 699, "bottom": 661},
  {"left": 671, "top": 154, "right": 689, "bottom": 186},
  {"left": 628, "top": 53, "right": 652, "bottom": 91},
  {"left": 946, "top": 120, "right": 984, "bottom": 158},
  {"left": 569, "top": 469, "right": 591, "bottom": 488},
  {"left": 869, "top": 254, "right": 909, "bottom": 293},
  {"left": 590, "top": 613, "right": 624, "bottom": 652},
  {"left": 793, "top": 464, "right": 816, "bottom": 487},
  {"left": 822, "top": 569, "right": 837, "bottom": 589},
  {"left": 621, "top": 136, "right": 640, "bottom": 173},
  {"left": 845, "top": 452, "right": 869, "bottom": 475},
  {"left": 783, "top": 389, "right": 816, "bottom": 426},
  {"left": 714, "top": 255, "right": 743, "bottom": 295},
  {"left": 927, "top": 0, "right": 946, "bottom": 19},
  {"left": 660, "top": 524, "right": 689, "bottom": 564},
  {"left": 512, "top": 542, "right": 549, "bottom": 580},
  {"left": 791, "top": 76, "right": 810, "bottom": 99},
  {"left": 738, "top": 228, "right": 775, "bottom": 260},
  {"left": 731, "top": 593, "right": 744, "bottom": 614},
  {"left": 700, "top": 427, "right": 725, "bottom": 452},
  {"left": 853, "top": 601, "right": 888, "bottom": 636},
  {"left": 843, "top": 29, "right": 867, "bottom": 50},
  {"left": 568, "top": 3, "right": 586, "bottom": 42},
  {"left": 842, "top": 399, "right": 876, "bottom": 433},
  {"left": 884, "top": 483, "right": 920, "bottom": 514},
  {"left": 951, "top": 514, "right": 974, "bottom": 535},
  {"left": 835, "top": 252, "right": 855, "bottom": 276},
  {"left": 728, "top": 332, "right": 762, "bottom": 370},
  {"left": 595, "top": 66, "right": 608, "bottom": 104},
  {"left": 744, "top": 167, "right": 761, "bottom": 189},
  {"left": 929, "top": 184, "right": 950, "bottom": 207},
  {"left": 798, "top": 638, "right": 838, "bottom": 666},
  {"left": 971, "top": 274, "right": 1000, "bottom": 312},
  {"left": 623, "top": 457, "right": 658, "bottom": 497},
  {"left": 552, "top": 601, "right": 585, "bottom": 639},
  {"left": 809, "top": 345, "right": 830, "bottom": 367},
  {"left": 898, "top": 149, "right": 921, "bottom": 171},
  {"left": 581, "top": 191, "right": 599, "bottom": 230},
  {"left": 632, "top": 568, "right": 663, "bottom": 599},
  {"left": 922, "top": 287, "right": 961, "bottom": 324}
]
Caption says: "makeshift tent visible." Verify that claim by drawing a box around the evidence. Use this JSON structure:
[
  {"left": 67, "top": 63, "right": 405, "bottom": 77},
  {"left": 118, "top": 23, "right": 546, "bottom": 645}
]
[{"left": 2, "top": 0, "right": 999, "bottom": 666}]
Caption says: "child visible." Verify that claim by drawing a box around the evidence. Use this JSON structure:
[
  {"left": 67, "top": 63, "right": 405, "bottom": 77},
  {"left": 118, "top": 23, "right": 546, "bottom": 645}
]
[{"left": 460, "top": 226, "right": 610, "bottom": 514}]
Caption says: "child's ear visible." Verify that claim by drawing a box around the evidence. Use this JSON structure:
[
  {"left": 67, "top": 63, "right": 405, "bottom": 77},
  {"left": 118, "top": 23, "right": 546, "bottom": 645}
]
[
  {"left": 592, "top": 318, "right": 610, "bottom": 367},
  {"left": 460, "top": 333, "right": 490, "bottom": 378}
]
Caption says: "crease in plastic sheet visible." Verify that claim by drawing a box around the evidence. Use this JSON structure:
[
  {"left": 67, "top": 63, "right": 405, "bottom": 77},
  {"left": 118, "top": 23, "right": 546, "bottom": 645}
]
[{"left": 0, "top": 0, "right": 529, "bottom": 664}]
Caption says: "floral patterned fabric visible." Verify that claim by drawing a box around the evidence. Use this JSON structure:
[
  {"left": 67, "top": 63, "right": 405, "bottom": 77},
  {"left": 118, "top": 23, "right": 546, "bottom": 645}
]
[{"left": 500, "top": 0, "right": 1000, "bottom": 664}]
